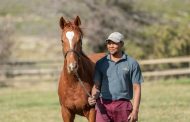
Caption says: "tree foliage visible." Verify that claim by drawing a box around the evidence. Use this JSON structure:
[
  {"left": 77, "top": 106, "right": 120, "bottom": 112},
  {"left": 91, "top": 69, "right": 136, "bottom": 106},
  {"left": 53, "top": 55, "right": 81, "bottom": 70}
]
[
  {"left": 58, "top": 0, "right": 157, "bottom": 53},
  {"left": 1, "top": 0, "right": 190, "bottom": 60},
  {"left": 152, "top": 25, "right": 190, "bottom": 58},
  {"left": 136, "top": 22, "right": 190, "bottom": 59}
]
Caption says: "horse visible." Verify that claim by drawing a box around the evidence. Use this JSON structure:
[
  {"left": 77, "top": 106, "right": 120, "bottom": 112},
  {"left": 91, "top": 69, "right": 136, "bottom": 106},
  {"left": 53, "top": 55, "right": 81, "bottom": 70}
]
[{"left": 58, "top": 16, "right": 105, "bottom": 122}]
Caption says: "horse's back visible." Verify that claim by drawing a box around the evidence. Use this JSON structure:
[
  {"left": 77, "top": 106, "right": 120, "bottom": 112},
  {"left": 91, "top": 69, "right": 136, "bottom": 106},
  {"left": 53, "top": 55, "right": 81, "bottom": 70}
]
[{"left": 88, "top": 53, "right": 105, "bottom": 64}]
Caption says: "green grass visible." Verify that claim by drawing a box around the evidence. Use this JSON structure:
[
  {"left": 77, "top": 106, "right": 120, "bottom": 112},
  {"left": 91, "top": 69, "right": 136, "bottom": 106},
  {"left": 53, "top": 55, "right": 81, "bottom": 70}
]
[
  {"left": 0, "top": 78, "right": 190, "bottom": 122},
  {"left": 0, "top": 82, "right": 87, "bottom": 122},
  {"left": 140, "top": 78, "right": 190, "bottom": 122}
]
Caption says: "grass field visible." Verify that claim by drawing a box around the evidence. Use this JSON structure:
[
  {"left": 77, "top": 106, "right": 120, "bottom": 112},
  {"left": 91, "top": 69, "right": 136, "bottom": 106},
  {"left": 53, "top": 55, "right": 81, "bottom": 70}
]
[{"left": 0, "top": 78, "right": 190, "bottom": 122}]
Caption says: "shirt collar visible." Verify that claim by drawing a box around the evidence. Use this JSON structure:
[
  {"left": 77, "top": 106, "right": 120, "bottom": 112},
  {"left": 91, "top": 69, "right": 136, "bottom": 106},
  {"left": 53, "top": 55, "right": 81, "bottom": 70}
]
[{"left": 106, "top": 52, "right": 127, "bottom": 61}]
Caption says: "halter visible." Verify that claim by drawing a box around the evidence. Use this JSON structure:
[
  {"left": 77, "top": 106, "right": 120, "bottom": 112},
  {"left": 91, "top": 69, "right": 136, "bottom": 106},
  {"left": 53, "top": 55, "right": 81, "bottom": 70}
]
[
  {"left": 64, "top": 49, "right": 92, "bottom": 98},
  {"left": 75, "top": 72, "right": 92, "bottom": 97},
  {"left": 64, "top": 36, "right": 82, "bottom": 59},
  {"left": 64, "top": 49, "right": 81, "bottom": 59}
]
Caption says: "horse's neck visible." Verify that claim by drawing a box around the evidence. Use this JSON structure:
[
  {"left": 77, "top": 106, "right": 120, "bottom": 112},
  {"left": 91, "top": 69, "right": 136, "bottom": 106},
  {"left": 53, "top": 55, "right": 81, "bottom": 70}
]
[{"left": 80, "top": 54, "right": 93, "bottom": 72}]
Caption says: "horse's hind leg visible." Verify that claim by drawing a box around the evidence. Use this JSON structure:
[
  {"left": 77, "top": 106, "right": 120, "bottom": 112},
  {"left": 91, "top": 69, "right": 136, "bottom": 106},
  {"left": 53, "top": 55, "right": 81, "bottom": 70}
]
[{"left": 61, "top": 106, "right": 75, "bottom": 122}]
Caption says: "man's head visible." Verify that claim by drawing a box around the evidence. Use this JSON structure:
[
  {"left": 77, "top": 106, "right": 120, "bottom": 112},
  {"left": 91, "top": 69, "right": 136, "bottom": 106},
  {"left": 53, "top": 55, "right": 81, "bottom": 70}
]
[
  {"left": 106, "top": 32, "right": 124, "bottom": 43},
  {"left": 106, "top": 32, "right": 124, "bottom": 55}
]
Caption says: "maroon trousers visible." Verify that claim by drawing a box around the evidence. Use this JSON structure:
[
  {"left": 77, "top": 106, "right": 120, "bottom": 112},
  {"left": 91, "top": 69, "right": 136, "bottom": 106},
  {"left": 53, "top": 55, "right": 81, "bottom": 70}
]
[{"left": 95, "top": 98, "right": 133, "bottom": 122}]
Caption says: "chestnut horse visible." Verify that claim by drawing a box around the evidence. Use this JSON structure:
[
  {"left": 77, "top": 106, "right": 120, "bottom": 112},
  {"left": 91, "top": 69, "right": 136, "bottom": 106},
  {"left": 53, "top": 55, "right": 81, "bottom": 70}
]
[{"left": 58, "top": 16, "right": 104, "bottom": 122}]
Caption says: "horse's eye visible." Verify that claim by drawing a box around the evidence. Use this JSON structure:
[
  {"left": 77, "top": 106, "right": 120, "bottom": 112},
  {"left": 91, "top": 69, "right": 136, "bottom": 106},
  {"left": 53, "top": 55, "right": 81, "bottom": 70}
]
[{"left": 61, "top": 40, "right": 64, "bottom": 43}]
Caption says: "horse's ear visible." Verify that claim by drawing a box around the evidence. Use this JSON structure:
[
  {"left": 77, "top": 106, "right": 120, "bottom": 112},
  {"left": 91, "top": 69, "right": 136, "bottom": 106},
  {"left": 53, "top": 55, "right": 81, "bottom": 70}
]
[
  {"left": 74, "top": 16, "right": 81, "bottom": 26},
  {"left": 60, "top": 17, "right": 66, "bottom": 29}
]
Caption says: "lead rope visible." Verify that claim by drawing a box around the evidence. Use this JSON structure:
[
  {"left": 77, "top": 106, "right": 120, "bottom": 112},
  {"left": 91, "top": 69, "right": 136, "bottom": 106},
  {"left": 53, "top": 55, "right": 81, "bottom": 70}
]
[{"left": 74, "top": 72, "right": 92, "bottom": 97}]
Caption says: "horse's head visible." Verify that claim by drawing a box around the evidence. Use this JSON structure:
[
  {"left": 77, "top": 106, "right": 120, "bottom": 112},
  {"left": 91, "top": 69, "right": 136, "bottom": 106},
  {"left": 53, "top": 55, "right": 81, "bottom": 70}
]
[{"left": 59, "top": 16, "right": 83, "bottom": 74}]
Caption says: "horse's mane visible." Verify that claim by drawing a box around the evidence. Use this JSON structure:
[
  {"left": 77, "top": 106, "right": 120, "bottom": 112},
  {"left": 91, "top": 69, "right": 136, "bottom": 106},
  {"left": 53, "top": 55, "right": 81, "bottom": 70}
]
[{"left": 81, "top": 51, "right": 91, "bottom": 61}]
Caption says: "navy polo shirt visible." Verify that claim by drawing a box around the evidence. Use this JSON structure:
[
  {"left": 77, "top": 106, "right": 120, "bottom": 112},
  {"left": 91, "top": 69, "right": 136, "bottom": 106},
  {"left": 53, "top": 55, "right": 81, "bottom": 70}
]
[{"left": 94, "top": 53, "right": 143, "bottom": 100}]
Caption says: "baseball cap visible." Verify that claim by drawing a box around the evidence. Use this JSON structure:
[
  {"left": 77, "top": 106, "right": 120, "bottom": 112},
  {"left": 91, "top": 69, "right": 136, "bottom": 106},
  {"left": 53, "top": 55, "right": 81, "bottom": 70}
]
[{"left": 106, "top": 32, "right": 124, "bottom": 43}]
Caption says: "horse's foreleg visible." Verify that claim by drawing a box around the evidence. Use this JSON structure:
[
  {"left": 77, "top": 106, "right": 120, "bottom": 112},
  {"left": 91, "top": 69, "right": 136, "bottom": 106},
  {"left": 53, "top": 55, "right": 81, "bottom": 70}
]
[
  {"left": 88, "top": 108, "right": 96, "bottom": 122},
  {"left": 61, "top": 106, "right": 75, "bottom": 122}
]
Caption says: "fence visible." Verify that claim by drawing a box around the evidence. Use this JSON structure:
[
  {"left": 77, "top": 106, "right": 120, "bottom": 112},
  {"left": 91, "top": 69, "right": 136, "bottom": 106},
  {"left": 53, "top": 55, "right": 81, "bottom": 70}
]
[
  {"left": 139, "top": 56, "right": 190, "bottom": 77},
  {"left": 0, "top": 56, "right": 190, "bottom": 83}
]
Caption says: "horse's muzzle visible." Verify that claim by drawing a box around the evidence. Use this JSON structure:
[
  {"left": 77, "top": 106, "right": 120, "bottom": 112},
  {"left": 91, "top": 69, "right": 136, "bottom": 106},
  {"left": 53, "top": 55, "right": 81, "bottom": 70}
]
[{"left": 67, "top": 62, "right": 78, "bottom": 73}]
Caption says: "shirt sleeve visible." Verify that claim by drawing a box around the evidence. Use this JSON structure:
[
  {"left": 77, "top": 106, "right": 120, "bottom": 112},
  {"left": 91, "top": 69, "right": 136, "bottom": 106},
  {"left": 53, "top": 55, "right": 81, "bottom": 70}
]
[
  {"left": 93, "top": 61, "right": 102, "bottom": 86},
  {"left": 131, "top": 62, "right": 144, "bottom": 84}
]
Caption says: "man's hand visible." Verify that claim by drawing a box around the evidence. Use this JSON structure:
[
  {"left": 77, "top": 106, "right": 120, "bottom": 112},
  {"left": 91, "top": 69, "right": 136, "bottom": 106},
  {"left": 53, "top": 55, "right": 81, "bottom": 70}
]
[
  {"left": 128, "top": 110, "right": 138, "bottom": 122},
  {"left": 88, "top": 96, "right": 96, "bottom": 106},
  {"left": 88, "top": 84, "right": 100, "bottom": 106},
  {"left": 128, "top": 83, "right": 141, "bottom": 122}
]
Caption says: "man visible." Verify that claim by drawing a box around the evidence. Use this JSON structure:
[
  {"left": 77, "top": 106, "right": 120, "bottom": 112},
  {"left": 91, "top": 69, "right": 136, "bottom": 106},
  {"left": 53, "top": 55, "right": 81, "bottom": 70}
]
[{"left": 88, "top": 32, "right": 143, "bottom": 122}]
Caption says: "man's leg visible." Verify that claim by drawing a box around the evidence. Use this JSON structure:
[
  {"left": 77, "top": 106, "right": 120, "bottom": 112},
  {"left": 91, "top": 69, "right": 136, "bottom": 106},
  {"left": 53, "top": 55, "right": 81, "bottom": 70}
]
[
  {"left": 95, "top": 99, "right": 112, "bottom": 122},
  {"left": 112, "top": 100, "right": 133, "bottom": 122}
]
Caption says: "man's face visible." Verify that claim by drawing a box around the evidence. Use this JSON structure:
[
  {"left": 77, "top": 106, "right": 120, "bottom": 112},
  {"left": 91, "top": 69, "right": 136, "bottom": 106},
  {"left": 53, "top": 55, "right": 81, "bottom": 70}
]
[{"left": 106, "top": 40, "right": 123, "bottom": 55}]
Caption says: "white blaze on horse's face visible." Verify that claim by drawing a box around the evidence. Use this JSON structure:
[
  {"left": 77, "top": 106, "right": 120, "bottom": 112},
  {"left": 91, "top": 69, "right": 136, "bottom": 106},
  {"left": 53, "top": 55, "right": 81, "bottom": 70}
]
[
  {"left": 65, "top": 31, "right": 78, "bottom": 73},
  {"left": 66, "top": 31, "right": 74, "bottom": 49}
]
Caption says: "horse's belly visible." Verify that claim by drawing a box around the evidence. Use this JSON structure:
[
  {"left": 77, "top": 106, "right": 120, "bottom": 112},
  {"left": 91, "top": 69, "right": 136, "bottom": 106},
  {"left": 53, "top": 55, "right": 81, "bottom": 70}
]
[
  {"left": 67, "top": 98, "right": 87, "bottom": 108},
  {"left": 60, "top": 93, "right": 88, "bottom": 109}
]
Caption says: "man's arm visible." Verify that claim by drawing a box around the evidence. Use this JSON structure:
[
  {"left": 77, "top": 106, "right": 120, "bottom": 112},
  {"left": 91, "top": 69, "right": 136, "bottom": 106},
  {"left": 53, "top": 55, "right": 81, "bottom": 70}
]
[
  {"left": 91, "top": 84, "right": 100, "bottom": 98},
  {"left": 128, "top": 83, "right": 141, "bottom": 122},
  {"left": 88, "top": 83, "right": 100, "bottom": 106},
  {"left": 133, "top": 83, "right": 141, "bottom": 113},
  {"left": 89, "top": 60, "right": 102, "bottom": 106}
]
